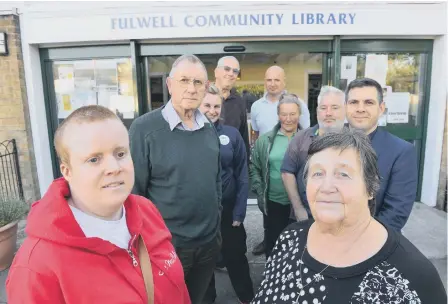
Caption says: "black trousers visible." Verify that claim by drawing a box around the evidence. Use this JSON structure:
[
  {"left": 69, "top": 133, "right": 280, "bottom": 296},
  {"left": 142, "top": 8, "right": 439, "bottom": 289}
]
[
  {"left": 176, "top": 234, "right": 221, "bottom": 304},
  {"left": 204, "top": 204, "right": 254, "bottom": 303},
  {"left": 265, "top": 199, "right": 294, "bottom": 258}
]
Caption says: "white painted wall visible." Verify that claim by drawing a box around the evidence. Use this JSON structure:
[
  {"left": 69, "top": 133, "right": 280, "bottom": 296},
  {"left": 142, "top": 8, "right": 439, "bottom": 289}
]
[
  {"left": 19, "top": 2, "right": 448, "bottom": 44},
  {"left": 19, "top": 15, "right": 54, "bottom": 197},
  {"left": 421, "top": 35, "right": 448, "bottom": 207}
]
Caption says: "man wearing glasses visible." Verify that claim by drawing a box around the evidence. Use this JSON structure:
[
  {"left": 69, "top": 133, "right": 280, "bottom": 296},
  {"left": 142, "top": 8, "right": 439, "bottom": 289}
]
[
  {"left": 214, "top": 56, "right": 250, "bottom": 159},
  {"left": 129, "top": 54, "right": 222, "bottom": 304}
]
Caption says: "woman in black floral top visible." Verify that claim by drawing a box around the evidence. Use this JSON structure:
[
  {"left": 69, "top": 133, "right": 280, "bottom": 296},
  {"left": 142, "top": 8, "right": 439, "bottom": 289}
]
[{"left": 252, "top": 130, "right": 446, "bottom": 304}]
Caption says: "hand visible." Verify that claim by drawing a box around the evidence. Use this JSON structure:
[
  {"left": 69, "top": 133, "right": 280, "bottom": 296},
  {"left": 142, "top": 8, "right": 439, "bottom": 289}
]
[
  {"left": 232, "top": 221, "right": 241, "bottom": 227},
  {"left": 295, "top": 207, "right": 309, "bottom": 222}
]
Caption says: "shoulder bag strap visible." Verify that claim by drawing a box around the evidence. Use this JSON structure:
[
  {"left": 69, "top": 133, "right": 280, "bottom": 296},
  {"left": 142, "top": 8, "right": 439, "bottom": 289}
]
[{"left": 138, "top": 236, "right": 154, "bottom": 304}]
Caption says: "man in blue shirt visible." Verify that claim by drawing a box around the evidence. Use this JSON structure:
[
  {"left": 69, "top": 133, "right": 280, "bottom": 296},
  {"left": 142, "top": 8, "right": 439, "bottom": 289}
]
[{"left": 344, "top": 78, "right": 418, "bottom": 231}]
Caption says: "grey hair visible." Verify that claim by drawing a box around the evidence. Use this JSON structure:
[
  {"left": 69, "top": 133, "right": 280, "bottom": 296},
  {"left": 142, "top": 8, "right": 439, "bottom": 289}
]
[
  {"left": 217, "top": 56, "right": 239, "bottom": 68},
  {"left": 302, "top": 129, "right": 381, "bottom": 215},
  {"left": 207, "top": 83, "right": 224, "bottom": 102},
  {"left": 277, "top": 93, "right": 303, "bottom": 115},
  {"left": 317, "top": 86, "right": 345, "bottom": 105},
  {"left": 169, "top": 54, "right": 208, "bottom": 80}
]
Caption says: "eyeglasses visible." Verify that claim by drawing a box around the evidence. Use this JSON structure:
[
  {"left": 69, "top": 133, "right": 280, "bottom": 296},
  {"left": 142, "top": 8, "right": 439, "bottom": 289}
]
[
  {"left": 173, "top": 77, "right": 206, "bottom": 89},
  {"left": 220, "top": 65, "right": 240, "bottom": 75}
]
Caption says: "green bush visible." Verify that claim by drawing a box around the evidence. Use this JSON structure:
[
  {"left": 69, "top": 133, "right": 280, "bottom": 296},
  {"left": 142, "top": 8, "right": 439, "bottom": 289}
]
[{"left": 0, "top": 196, "right": 29, "bottom": 228}]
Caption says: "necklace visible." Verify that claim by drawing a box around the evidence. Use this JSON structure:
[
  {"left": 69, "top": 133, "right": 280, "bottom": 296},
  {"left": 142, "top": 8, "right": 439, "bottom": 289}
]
[{"left": 295, "top": 217, "right": 373, "bottom": 301}]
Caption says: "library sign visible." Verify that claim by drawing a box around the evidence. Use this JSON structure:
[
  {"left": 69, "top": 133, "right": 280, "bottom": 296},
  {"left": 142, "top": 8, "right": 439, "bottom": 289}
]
[{"left": 111, "top": 12, "right": 357, "bottom": 30}]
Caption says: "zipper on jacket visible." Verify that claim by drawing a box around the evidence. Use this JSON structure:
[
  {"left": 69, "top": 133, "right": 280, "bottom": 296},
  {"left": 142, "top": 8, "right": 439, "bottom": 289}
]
[
  {"left": 263, "top": 142, "right": 272, "bottom": 215},
  {"left": 128, "top": 234, "right": 139, "bottom": 267},
  {"left": 128, "top": 249, "right": 138, "bottom": 267}
]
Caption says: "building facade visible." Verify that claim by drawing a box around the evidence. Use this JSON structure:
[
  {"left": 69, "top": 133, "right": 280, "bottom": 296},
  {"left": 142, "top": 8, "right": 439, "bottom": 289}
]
[
  {"left": 0, "top": 9, "right": 39, "bottom": 202},
  {"left": 0, "top": 1, "right": 446, "bottom": 208}
]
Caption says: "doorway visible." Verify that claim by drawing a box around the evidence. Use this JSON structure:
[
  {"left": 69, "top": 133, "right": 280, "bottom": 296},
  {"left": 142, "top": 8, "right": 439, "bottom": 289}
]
[
  {"left": 141, "top": 41, "right": 332, "bottom": 116},
  {"left": 307, "top": 73, "right": 322, "bottom": 127}
]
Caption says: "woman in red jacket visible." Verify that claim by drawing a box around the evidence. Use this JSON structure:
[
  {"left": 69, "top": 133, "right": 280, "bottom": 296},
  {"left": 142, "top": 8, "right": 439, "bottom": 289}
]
[{"left": 6, "top": 105, "right": 191, "bottom": 304}]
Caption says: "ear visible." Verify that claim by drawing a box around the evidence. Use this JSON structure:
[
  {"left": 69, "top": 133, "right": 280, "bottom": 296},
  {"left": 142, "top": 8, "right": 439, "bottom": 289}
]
[
  {"left": 166, "top": 77, "right": 172, "bottom": 95},
  {"left": 379, "top": 101, "right": 386, "bottom": 115},
  {"left": 60, "top": 162, "right": 72, "bottom": 182}
]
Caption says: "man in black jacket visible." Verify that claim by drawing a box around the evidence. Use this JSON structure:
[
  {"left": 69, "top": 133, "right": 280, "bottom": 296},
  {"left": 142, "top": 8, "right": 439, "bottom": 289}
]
[{"left": 214, "top": 56, "right": 250, "bottom": 159}]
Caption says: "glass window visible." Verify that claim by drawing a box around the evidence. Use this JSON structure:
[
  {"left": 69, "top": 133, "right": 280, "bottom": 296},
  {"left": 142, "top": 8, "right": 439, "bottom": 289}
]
[
  {"left": 340, "top": 53, "right": 428, "bottom": 128},
  {"left": 146, "top": 53, "right": 323, "bottom": 116},
  {"left": 52, "top": 58, "right": 136, "bottom": 129}
]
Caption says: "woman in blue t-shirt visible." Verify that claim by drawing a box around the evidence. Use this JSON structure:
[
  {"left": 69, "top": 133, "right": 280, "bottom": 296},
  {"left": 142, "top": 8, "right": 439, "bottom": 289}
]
[{"left": 200, "top": 84, "right": 254, "bottom": 304}]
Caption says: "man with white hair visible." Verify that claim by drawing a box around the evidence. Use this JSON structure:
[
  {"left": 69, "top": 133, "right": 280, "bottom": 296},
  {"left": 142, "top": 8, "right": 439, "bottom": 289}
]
[
  {"left": 281, "top": 85, "right": 346, "bottom": 221},
  {"left": 130, "top": 54, "right": 222, "bottom": 304},
  {"left": 214, "top": 56, "right": 250, "bottom": 159}
]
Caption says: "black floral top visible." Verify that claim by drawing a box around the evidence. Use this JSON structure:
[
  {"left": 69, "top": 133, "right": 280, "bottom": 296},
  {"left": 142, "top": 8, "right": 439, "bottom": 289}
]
[{"left": 252, "top": 220, "right": 447, "bottom": 304}]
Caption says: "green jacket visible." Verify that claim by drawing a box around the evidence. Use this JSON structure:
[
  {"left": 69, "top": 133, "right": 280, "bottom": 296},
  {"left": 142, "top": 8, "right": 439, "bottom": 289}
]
[{"left": 249, "top": 123, "right": 282, "bottom": 215}]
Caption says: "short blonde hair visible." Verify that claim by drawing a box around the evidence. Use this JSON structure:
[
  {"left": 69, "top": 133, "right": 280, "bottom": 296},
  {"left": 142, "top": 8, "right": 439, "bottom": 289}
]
[
  {"left": 207, "top": 83, "right": 224, "bottom": 102},
  {"left": 54, "top": 105, "right": 121, "bottom": 165}
]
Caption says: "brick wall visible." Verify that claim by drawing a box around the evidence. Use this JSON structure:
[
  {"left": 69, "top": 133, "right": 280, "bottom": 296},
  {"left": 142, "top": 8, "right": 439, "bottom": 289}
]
[{"left": 0, "top": 14, "right": 40, "bottom": 202}]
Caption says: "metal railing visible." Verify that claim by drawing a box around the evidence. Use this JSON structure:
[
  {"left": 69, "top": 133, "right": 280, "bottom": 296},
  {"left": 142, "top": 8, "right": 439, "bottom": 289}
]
[{"left": 0, "top": 139, "right": 24, "bottom": 200}]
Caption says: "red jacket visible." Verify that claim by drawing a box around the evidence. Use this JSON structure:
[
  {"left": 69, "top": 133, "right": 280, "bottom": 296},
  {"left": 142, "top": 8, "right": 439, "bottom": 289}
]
[{"left": 6, "top": 178, "right": 191, "bottom": 304}]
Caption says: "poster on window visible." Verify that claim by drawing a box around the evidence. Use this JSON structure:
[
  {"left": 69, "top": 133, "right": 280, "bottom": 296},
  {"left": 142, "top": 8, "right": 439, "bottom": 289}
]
[
  {"left": 58, "top": 66, "right": 74, "bottom": 80},
  {"left": 340, "top": 56, "right": 358, "bottom": 84},
  {"left": 365, "top": 54, "right": 388, "bottom": 87},
  {"left": 386, "top": 92, "right": 410, "bottom": 123}
]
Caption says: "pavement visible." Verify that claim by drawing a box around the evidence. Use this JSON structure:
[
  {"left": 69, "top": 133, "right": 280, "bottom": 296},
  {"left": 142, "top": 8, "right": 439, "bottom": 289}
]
[{"left": 0, "top": 202, "right": 446, "bottom": 303}]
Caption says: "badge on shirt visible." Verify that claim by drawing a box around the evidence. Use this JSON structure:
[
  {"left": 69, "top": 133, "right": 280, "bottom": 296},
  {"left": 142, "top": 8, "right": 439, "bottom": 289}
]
[{"left": 219, "top": 135, "right": 230, "bottom": 145}]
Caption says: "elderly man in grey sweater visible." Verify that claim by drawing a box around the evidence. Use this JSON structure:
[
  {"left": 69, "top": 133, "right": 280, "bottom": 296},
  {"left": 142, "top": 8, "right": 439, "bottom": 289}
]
[{"left": 129, "top": 54, "right": 222, "bottom": 304}]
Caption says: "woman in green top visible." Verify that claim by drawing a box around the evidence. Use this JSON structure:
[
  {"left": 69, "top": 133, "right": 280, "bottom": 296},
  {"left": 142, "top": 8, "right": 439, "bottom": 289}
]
[{"left": 250, "top": 93, "right": 302, "bottom": 258}]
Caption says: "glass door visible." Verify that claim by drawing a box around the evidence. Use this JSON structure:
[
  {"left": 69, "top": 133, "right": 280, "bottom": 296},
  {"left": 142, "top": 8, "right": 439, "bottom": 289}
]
[
  {"left": 339, "top": 40, "right": 433, "bottom": 199},
  {"left": 141, "top": 41, "right": 333, "bottom": 123}
]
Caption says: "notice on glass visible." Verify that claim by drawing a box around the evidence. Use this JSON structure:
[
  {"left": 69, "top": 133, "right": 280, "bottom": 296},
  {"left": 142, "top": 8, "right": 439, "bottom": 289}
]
[
  {"left": 340, "top": 56, "right": 357, "bottom": 84},
  {"left": 58, "top": 66, "right": 74, "bottom": 80},
  {"left": 387, "top": 92, "right": 410, "bottom": 123},
  {"left": 57, "top": 94, "right": 72, "bottom": 119},
  {"left": 365, "top": 54, "right": 388, "bottom": 87},
  {"left": 110, "top": 95, "right": 135, "bottom": 112},
  {"left": 72, "top": 91, "right": 97, "bottom": 108},
  {"left": 54, "top": 79, "right": 74, "bottom": 94}
]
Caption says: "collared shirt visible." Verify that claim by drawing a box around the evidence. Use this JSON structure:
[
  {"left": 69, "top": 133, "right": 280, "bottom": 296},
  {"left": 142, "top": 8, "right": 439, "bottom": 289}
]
[
  {"left": 250, "top": 92, "right": 311, "bottom": 135},
  {"left": 161, "top": 100, "right": 208, "bottom": 131}
]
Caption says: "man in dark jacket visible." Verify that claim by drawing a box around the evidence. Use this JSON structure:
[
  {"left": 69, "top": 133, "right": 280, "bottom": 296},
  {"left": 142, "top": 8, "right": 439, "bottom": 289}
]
[
  {"left": 344, "top": 78, "right": 418, "bottom": 231},
  {"left": 281, "top": 86, "right": 346, "bottom": 221},
  {"left": 214, "top": 56, "right": 250, "bottom": 160},
  {"left": 129, "top": 54, "right": 222, "bottom": 304}
]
